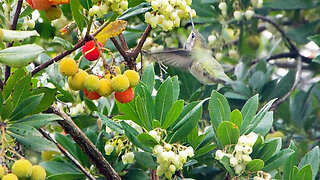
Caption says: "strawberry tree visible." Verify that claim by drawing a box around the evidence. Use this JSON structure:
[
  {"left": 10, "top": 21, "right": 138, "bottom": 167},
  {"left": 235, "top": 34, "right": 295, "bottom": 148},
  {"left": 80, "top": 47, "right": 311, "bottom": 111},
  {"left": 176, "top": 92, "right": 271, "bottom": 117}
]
[{"left": 0, "top": 0, "right": 319, "bottom": 180}]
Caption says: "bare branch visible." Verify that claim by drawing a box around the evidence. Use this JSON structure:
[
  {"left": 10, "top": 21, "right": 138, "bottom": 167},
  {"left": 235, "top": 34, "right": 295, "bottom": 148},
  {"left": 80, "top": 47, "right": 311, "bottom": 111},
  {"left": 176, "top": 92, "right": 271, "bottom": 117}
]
[{"left": 131, "top": 25, "right": 152, "bottom": 59}]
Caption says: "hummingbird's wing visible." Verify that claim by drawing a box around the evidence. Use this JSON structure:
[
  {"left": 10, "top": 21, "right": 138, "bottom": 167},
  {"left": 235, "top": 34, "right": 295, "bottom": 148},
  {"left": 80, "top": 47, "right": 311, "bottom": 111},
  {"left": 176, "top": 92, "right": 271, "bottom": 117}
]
[{"left": 146, "top": 49, "right": 193, "bottom": 71}]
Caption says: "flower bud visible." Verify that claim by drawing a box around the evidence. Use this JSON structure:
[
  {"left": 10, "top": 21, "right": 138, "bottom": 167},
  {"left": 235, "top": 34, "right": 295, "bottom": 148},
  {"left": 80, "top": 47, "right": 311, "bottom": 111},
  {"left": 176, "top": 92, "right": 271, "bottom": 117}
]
[
  {"left": 243, "top": 146, "right": 253, "bottom": 154},
  {"left": 165, "top": 171, "right": 172, "bottom": 179},
  {"left": 238, "top": 135, "right": 248, "bottom": 145},
  {"left": 168, "top": 164, "right": 176, "bottom": 173},
  {"left": 242, "top": 154, "right": 252, "bottom": 162},
  {"left": 234, "top": 163, "right": 245, "bottom": 175},
  {"left": 179, "top": 151, "right": 188, "bottom": 163},
  {"left": 215, "top": 52, "right": 223, "bottom": 61},
  {"left": 218, "top": 2, "right": 227, "bottom": 11},
  {"left": 245, "top": 10, "right": 254, "bottom": 20},
  {"left": 186, "top": 147, "right": 194, "bottom": 157},
  {"left": 215, "top": 150, "right": 224, "bottom": 160},
  {"left": 253, "top": 176, "right": 265, "bottom": 180},
  {"left": 229, "top": 157, "right": 238, "bottom": 167},
  {"left": 125, "top": 152, "right": 135, "bottom": 163},
  {"left": 235, "top": 145, "right": 243, "bottom": 153},
  {"left": 104, "top": 144, "right": 114, "bottom": 155},
  {"left": 234, "top": 11, "right": 242, "bottom": 21},
  {"left": 153, "top": 145, "right": 164, "bottom": 155},
  {"left": 164, "top": 143, "right": 172, "bottom": 151}
]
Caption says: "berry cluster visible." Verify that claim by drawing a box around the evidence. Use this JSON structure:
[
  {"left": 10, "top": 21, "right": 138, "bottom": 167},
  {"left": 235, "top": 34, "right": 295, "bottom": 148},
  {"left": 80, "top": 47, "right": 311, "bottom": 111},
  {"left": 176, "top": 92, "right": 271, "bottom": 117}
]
[
  {"left": 0, "top": 159, "right": 46, "bottom": 180},
  {"left": 149, "top": 130, "right": 194, "bottom": 179},
  {"left": 59, "top": 41, "right": 140, "bottom": 103},
  {"left": 89, "top": 0, "right": 129, "bottom": 17},
  {"left": 145, "top": 0, "right": 196, "bottom": 31},
  {"left": 218, "top": 0, "right": 262, "bottom": 21},
  {"left": 215, "top": 132, "right": 258, "bottom": 176}
]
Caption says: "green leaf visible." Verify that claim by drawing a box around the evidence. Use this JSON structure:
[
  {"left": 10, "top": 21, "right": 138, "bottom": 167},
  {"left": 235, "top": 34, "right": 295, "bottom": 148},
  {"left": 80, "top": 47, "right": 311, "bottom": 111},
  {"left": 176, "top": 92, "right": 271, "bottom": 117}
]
[
  {"left": 116, "top": 101, "right": 141, "bottom": 126},
  {"left": 9, "top": 94, "right": 44, "bottom": 121},
  {"left": 263, "top": 149, "right": 295, "bottom": 172},
  {"left": 3, "top": 68, "right": 27, "bottom": 100},
  {"left": 1, "top": 96, "right": 13, "bottom": 120},
  {"left": 120, "top": 121, "right": 152, "bottom": 152},
  {"left": 122, "top": 168, "right": 148, "bottom": 180},
  {"left": 135, "top": 95, "right": 152, "bottom": 130},
  {"left": 264, "top": 0, "right": 317, "bottom": 9},
  {"left": 257, "top": 138, "right": 279, "bottom": 162},
  {"left": 14, "top": 114, "right": 62, "bottom": 128},
  {"left": 169, "top": 99, "right": 206, "bottom": 143},
  {"left": 220, "top": 156, "right": 235, "bottom": 176},
  {"left": 308, "top": 35, "right": 320, "bottom": 48},
  {"left": 128, "top": 0, "right": 145, "bottom": 7},
  {"left": 46, "top": 174, "right": 85, "bottom": 180},
  {"left": 244, "top": 98, "right": 277, "bottom": 134},
  {"left": 268, "top": 70, "right": 296, "bottom": 100},
  {"left": 48, "top": 80, "right": 74, "bottom": 103},
  {"left": 240, "top": 94, "right": 258, "bottom": 134},
  {"left": 11, "top": 73, "right": 31, "bottom": 107},
  {"left": 155, "top": 77, "right": 173, "bottom": 125},
  {"left": 209, "top": 90, "right": 231, "bottom": 131},
  {"left": 119, "top": 2, "right": 151, "bottom": 20},
  {"left": 70, "top": 0, "right": 87, "bottom": 32},
  {"left": 138, "top": 133, "right": 159, "bottom": 147},
  {"left": 246, "top": 159, "right": 264, "bottom": 172},
  {"left": 296, "top": 165, "right": 313, "bottom": 180},
  {"left": 284, "top": 141, "right": 299, "bottom": 180},
  {"left": 2, "top": 29, "right": 39, "bottom": 42},
  {"left": 133, "top": 152, "right": 158, "bottom": 170},
  {"left": 194, "top": 144, "right": 216, "bottom": 158},
  {"left": 139, "top": 63, "right": 154, "bottom": 93},
  {"left": 72, "top": 115, "right": 97, "bottom": 129},
  {"left": 172, "top": 76, "right": 180, "bottom": 102},
  {"left": 55, "top": 133, "right": 81, "bottom": 162},
  {"left": 253, "top": 112, "right": 274, "bottom": 136},
  {"left": 287, "top": 21, "right": 320, "bottom": 44},
  {"left": 41, "top": 161, "right": 82, "bottom": 176},
  {"left": 0, "top": 44, "right": 44, "bottom": 68},
  {"left": 229, "top": 109, "right": 242, "bottom": 128},
  {"left": 84, "top": 97, "right": 98, "bottom": 112},
  {"left": 162, "top": 100, "right": 184, "bottom": 129},
  {"left": 0, "top": 91, "right": 3, "bottom": 113},
  {"left": 52, "top": 37, "right": 74, "bottom": 50},
  {"left": 98, "top": 112, "right": 123, "bottom": 134},
  {"left": 79, "top": 0, "right": 92, "bottom": 10},
  {"left": 298, "top": 146, "right": 319, "bottom": 180},
  {"left": 216, "top": 121, "right": 240, "bottom": 147},
  {"left": 31, "top": 87, "right": 56, "bottom": 114}
]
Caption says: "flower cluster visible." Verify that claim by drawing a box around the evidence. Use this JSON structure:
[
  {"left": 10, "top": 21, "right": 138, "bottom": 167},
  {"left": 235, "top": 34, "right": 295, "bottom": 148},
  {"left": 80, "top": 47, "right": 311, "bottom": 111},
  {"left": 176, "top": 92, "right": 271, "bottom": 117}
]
[
  {"left": 253, "top": 171, "right": 272, "bottom": 180},
  {"left": 104, "top": 137, "right": 135, "bottom": 164},
  {"left": 145, "top": 0, "right": 196, "bottom": 31},
  {"left": 89, "top": 0, "right": 128, "bottom": 17},
  {"left": 149, "top": 129, "right": 194, "bottom": 179},
  {"left": 215, "top": 132, "right": 258, "bottom": 176}
]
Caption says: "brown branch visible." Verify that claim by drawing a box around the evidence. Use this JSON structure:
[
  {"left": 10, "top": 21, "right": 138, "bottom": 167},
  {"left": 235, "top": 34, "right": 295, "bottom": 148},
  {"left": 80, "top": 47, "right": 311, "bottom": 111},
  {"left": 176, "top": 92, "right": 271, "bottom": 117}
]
[
  {"left": 118, "top": 33, "right": 129, "bottom": 51},
  {"left": 110, "top": 37, "right": 130, "bottom": 62},
  {"left": 251, "top": 52, "right": 313, "bottom": 65},
  {"left": 131, "top": 25, "right": 152, "bottom": 59},
  {"left": 37, "top": 128, "right": 96, "bottom": 180},
  {"left": 50, "top": 104, "right": 121, "bottom": 180}
]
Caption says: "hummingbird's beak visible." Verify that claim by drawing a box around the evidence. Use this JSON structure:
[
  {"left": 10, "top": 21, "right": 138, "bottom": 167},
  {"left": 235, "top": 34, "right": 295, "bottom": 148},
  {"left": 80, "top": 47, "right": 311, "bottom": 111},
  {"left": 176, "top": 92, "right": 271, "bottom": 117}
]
[{"left": 188, "top": 12, "right": 195, "bottom": 30}]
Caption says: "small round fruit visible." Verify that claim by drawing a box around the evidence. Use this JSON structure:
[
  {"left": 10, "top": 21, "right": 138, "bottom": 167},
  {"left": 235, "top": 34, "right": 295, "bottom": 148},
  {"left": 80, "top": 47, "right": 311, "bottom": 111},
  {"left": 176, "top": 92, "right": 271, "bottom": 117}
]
[
  {"left": 84, "top": 74, "right": 100, "bottom": 91},
  {"left": 97, "top": 79, "right": 113, "bottom": 96},
  {"left": 2, "top": 173, "right": 18, "bottom": 180},
  {"left": 82, "top": 40, "right": 103, "bottom": 61},
  {"left": 69, "top": 69, "right": 88, "bottom": 90},
  {"left": 0, "top": 28, "right": 3, "bottom": 42},
  {"left": 83, "top": 89, "right": 101, "bottom": 100},
  {"left": 0, "top": 165, "right": 6, "bottom": 178},
  {"left": 124, "top": 70, "right": 140, "bottom": 87},
  {"left": 59, "top": 58, "right": 78, "bottom": 76},
  {"left": 266, "top": 131, "right": 285, "bottom": 140},
  {"left": 28, "top": 0, "right": 53, "bottom": 10},
  {"left": 44, "top": 6, "right": 62, "bottom": 21},
  {"left": 115, "top": 88, "right": 134, "bottom": 103},
  {"left": 30, "top": 165, "right": 46, "bottom": 180},
  {"left": 12, "top": 159, "right": 32, "bottom": 178},
  {"left": 247, "top": 35, "right": 260, "bottom": 50},
  {"left": 41, "top": 151, "right": 60, "bottom": 161},
  {"left": 111, "top": 75, "right": 130, "bottom": 92}
]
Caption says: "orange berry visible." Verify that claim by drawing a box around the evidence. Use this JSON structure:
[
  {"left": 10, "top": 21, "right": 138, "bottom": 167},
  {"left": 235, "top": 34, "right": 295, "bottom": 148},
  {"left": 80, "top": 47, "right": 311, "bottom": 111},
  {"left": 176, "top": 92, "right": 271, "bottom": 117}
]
[
  {"left": 28, "top": 0, "right": 53, "bottom": 10},
  {"left": 83, "top": 89, "right": 101, "bottom": 100},
  {"left": 115, "top": 88, "right": 134, "bottom": 103}
]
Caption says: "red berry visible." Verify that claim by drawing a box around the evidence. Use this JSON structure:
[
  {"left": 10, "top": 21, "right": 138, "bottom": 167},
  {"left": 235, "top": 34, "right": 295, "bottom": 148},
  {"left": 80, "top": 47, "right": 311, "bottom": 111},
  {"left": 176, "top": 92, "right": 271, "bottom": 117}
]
[
  {"left": 83, "top": 88, "right": 101, "bottom": 100},
  {"left": 82, "top": 40, "right": 103, "bottom": 61},
  {"left": 115, "top": 88, "right": 134, "bottom": 103}
]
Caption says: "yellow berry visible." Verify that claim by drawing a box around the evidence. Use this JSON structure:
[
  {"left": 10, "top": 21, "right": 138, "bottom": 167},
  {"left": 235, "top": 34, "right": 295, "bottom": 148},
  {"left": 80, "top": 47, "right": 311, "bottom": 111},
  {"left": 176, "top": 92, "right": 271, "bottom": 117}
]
[
  {"left": 44, "top": 6, "right": 62, "bottom": 21},
  {"left": 30, "top": 165, "right": 46, "bottom": 180},
  {"left": 111, "top": 75, "right": 130, "bottom": 92},
  {"left": 69, "top": 69, "right": 88, "bottom": 90},
  {"left": 106, "top": 66, "right": 121, "bottom": 75},
  {"left": 84, "top": 74, "right": 100, "bottom": 91},
  {"left": 124, "top": 70, "right": 140, "bottom": 87},
  {"left": 0, "top": 165, "right": 6, "bottom": 178},
  {"left": 59, "top": 58, "right": 78, "bottom": 76},
  {"left": 41, "top": 151, "right": 60, "bottom": 161},
  {"left": 97, "top": 78, "right": 113, "bottom": 96},
  {"left": 0, "top": 28, "right": 3, "bottom": 42},
  {"left": 12, "top": 159, "right": 32, "bottom": 178},
  {"left": 68, "top": 77, "right": 77, "bottom": 90},
  {"left": 2, "top": 173, "right": 18, "bottom": 180}
]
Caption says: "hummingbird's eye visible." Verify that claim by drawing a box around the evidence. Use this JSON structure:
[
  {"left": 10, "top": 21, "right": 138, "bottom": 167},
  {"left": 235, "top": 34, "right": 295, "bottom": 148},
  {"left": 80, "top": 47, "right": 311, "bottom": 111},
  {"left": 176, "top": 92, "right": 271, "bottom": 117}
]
[{"left": 191, "top": 33, "right": 195, "bottom": 39}]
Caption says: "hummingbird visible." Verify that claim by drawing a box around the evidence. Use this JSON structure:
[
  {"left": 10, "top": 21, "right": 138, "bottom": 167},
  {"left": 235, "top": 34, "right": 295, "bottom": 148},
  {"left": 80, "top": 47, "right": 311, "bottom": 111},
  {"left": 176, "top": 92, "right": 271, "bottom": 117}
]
[{"left": 145, "top": 13, "right": 232, "bottom": 85}]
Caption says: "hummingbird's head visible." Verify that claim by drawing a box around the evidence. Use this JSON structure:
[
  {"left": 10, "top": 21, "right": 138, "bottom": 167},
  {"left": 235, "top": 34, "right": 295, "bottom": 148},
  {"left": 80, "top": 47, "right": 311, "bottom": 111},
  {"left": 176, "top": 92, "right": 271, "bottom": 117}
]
[
  {"left": 185, "top": 12, "right": 207, "bottom": 50},
  {"left": 185, "top": 29, "right": 208, "bottom": 51}
]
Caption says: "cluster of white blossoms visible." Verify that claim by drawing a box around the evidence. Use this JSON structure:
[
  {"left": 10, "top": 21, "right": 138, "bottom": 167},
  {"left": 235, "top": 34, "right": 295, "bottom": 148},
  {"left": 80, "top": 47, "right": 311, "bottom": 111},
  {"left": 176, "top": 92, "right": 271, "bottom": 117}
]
[
  {"left": 148, "top": 129, "right": 194, "bottom": 179},
  {"left": 215, "top": 132, "right": 259, "bottom": 176},
  {"left": 22, "top": 17, "right": 35, "bottom": 30},
  {"left": 145, "top": 0, "right": 196, "bottom": 31},
  {"left": 138, "top": 37, "right": 164, "bottom": 53},
  {"left": 253, "top": 171, "right": 272, "bottom": 180},
  {"left": 104, "top": 137, "right": 135, "bottom": 164},
  {"left": 89, "top": 0, "right": 128, "bottom": 17},
  {"left": 218, "top": 0, "right": 263, "bottom": 21}
]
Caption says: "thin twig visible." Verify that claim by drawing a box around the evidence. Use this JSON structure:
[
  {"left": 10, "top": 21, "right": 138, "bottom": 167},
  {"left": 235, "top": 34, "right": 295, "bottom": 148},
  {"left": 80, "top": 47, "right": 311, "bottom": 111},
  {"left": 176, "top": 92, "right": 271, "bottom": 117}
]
[
  {"left": 38, "top": 128, "right": 96, "bottom": 180},
  {"left": 270, "top": 56, "right": 302, "bottom": 111},
  {"left": 118, "top": 33, "right": 129, "bottom": 51},
  {"left": 50, "top": 104, "right": 121, "bottom": 180},
  {"left": 131, "top": 25, "right": 152, "bottom": 59},
  {"left": 250, "top": 52, "right": 312, "bottom": 65}
]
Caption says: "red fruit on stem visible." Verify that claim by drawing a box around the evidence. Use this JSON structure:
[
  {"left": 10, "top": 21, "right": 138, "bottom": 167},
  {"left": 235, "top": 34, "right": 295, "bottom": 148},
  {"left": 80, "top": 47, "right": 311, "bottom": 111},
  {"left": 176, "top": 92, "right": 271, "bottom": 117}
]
[
  {"left": 83, "top": 89, "right": 101, "bottom": 100},
  {"left": 115, "top": 88, "right": 134, "bottom": 103},
  {"left": 82, "top": 40, "right": 103, "bottom": 61},
  {"left": 28, "top": 0, "right": 53, "bottom": 10}
]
